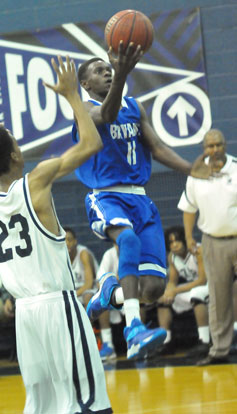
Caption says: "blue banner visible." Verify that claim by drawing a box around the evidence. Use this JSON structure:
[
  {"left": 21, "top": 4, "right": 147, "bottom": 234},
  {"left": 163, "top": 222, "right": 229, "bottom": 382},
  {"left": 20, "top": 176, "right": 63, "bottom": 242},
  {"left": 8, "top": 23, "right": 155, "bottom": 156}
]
[{"left": 0, "top": 8, "right": 211, "bottom": 161}]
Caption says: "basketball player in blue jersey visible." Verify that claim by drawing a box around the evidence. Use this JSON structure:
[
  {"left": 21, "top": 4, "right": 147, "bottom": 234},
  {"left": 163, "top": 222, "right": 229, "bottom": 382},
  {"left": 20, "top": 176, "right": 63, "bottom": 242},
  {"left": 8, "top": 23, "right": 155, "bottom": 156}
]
[
  {"left": 0, "top": 56, "right": 112, "bottom": 414},
  {"left": 72, "top": 42, "right": 213, "bottom": 360}
]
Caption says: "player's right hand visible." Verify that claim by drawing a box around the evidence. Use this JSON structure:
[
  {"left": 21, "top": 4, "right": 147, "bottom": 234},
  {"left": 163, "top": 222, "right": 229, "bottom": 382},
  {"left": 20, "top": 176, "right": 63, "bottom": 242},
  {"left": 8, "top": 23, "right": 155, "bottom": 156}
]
[
  {"left": 108, "top": 41, "right": 143, "bottom": 76},
  {"left": 43, "top": 55, "right": 78, "bottom": 99}
]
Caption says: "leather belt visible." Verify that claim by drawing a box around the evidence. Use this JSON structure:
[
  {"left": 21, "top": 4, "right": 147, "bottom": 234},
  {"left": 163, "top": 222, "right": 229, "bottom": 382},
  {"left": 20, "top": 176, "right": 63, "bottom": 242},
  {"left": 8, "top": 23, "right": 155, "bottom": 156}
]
[{"left": 208, "top": 234, "right": 237, "bottom": 240}]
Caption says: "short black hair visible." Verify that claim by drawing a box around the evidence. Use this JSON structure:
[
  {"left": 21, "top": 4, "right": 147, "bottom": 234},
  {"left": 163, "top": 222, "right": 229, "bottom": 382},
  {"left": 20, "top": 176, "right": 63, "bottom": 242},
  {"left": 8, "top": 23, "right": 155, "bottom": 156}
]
[
  {"left": 63, "top": 227, "right": 77, "bottom": 239},
  {"left": 0, "top": 125, "right": 14, "bottom": 175},
  {"left": 164, "top": 226, "right": 186, "bottom": 252},
  {"left": 77, "top": 57, "right": 104, "bottom": 83}
]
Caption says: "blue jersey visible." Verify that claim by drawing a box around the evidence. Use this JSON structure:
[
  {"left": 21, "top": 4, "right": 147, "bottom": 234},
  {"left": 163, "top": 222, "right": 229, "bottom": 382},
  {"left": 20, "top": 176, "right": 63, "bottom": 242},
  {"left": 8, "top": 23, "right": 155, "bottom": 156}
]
[{"left": 72, "top": 96, "right": 151, "bottom": 189}]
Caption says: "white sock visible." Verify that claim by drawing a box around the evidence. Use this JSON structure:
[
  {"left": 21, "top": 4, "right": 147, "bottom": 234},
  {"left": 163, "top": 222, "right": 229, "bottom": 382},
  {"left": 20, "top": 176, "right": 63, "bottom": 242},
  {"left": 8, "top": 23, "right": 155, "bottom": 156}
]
[
  {"left": 198, "top": 326, "right": 210, "bottom": 344},
  {"left": 233, "top": 322, "right": 237, "bottom": 331},
  {"left": 114, "top": 287, "right": 124, "bottom": 305},
  {"left": 101, "top": 328, "right": 113, "bottom": 348},
  {"left": 123, "top": 298, "right": 140, "bottom": 326},
  {"left": 164, "top": 330, "right": 171, "bottom": 344}
]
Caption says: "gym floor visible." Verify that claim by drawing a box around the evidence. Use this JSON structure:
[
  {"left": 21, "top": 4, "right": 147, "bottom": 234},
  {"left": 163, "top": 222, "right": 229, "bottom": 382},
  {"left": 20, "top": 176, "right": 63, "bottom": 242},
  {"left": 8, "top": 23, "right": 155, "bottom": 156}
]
[{"left": 1, "top": 352, "right": 237, "bottom": 414}]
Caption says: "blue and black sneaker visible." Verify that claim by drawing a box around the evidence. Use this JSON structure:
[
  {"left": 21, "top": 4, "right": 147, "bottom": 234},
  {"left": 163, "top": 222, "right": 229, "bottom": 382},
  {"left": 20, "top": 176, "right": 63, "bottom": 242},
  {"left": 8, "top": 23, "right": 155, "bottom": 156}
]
[
  {"left": 86, "top": 272, "right": 121, "bottom": 320},
  {"left": 124, "top": 318, "right": 167, "bottom": 360}
]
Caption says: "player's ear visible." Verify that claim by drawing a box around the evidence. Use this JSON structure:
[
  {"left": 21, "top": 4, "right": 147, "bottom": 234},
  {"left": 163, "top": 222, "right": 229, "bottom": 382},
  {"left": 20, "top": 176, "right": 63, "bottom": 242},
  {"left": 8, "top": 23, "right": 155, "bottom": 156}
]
[
  {"left": 81, "top": 79, "right": 90, "bottom": 91},
  {"left": 11, "top": 151, "right": 20, "bottom": 162}
]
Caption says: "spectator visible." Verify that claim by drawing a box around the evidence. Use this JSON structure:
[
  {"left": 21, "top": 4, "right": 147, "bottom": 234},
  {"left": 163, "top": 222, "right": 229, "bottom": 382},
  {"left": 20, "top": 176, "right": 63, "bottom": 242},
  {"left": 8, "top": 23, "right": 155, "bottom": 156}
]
[
  {"left": 0, "top": 285, "right": 15, "bottom": 322},
  {"left": 0, "top": 285, "right": 16, "bottom": 361},
  {"left": 64, "top": 227, "right": 98, "bottom": 308},
  {"left": 178, "top": 128, "right": 237, "bottom": 365},
  {"left": 157, "top": 226, "right": 210, "bottom": 358}
]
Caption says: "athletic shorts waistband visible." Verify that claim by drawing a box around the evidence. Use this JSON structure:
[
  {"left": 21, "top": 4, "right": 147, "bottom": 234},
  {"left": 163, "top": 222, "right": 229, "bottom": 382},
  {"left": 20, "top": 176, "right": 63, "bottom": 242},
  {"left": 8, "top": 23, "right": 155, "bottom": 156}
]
[
  {"left": 16, "top": 290, "right": 76, "bottom": 305},
  {"left": 93, "top": 185, "right": 146, "bottom": 195}
]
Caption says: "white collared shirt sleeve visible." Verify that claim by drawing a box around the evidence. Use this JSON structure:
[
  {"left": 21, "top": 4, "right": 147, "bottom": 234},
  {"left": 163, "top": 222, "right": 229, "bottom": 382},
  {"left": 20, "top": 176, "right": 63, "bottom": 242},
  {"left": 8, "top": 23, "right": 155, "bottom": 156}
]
[{"left": 177, "top": 176, "right": 198, "bottom": 213}]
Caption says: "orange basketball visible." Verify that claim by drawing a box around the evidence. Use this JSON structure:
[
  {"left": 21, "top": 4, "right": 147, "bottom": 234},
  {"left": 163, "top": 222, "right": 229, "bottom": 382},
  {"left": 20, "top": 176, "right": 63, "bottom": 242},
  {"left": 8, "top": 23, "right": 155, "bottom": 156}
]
[{"left": 104, "top": 10, "right": 154, "bottom": 55}]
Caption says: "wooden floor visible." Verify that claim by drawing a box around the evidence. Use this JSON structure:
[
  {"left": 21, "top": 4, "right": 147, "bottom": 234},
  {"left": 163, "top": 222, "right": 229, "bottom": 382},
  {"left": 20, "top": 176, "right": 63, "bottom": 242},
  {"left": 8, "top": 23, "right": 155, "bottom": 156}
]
[{"left": 1, "top": 356, "right": 237, "bottom": 414}]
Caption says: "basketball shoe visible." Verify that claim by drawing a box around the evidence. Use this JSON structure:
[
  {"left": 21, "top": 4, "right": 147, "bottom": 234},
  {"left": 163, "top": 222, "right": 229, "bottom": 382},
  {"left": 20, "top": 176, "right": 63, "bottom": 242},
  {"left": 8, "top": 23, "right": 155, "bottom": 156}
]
[
  {"left": 86, "top": 272, "right": 121, "bottom": 320},
  {"left": 124, "top": 318, "right": 167, "bottom": 360},
  {"left": 100, "top": 343, "right": 117, "bottom": 362}
]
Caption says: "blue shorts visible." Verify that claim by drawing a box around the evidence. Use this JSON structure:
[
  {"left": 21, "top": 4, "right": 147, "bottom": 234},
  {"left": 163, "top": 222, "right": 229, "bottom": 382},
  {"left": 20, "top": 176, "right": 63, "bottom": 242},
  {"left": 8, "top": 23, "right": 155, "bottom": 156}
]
[{"left": 85, "top": 191, "right": 166, "bottom": 279}]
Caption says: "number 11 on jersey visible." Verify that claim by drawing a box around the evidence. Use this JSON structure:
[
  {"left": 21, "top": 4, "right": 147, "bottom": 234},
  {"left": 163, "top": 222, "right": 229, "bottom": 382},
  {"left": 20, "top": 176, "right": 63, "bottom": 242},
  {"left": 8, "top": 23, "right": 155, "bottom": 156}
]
[{"left": 127, "top": 141, "right": 137, "bottom": 165}]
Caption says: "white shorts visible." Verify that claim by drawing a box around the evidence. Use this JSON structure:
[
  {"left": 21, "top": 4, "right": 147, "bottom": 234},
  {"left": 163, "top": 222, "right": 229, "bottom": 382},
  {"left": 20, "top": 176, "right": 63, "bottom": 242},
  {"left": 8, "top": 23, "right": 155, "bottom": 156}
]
[
  {"left": 172, "top": 284, "right": 209, "bottom": 314},
  {"left": 16, "top": 290, "right": 112, "bottom": 414}
]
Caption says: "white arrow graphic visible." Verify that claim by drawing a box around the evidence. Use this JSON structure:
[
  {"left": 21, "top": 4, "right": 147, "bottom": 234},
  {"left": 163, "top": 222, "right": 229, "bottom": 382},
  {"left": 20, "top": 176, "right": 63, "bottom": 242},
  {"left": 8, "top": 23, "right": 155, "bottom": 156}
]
[{"left": 167, "top": 96, "right": 196, "bottom": 136}]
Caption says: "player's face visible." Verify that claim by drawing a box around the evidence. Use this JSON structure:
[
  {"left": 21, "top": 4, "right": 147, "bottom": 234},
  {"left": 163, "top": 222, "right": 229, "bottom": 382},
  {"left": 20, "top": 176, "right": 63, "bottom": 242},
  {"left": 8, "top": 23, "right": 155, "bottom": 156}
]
[
  {"left": 85, "top": 61, "right": 112, "bottom": 97},
  {"left": 168, "top": 234, "right": 186, "bottom": 256},
  {"left": 65, "top": 231, "right": 77, "bottom": 255}
]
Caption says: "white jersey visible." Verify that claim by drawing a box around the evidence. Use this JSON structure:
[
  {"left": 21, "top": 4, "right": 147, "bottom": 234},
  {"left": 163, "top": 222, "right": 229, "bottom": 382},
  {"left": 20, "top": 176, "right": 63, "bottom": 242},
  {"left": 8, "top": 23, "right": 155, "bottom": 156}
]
[
  {"left": 97, "top": 246, "right": 119, "bottom": 280},
  {"left": 72, "top": 244, "right": 98, "bottom": 289},
  {"left": 0, "top": 175, "right": 74, "bottom": 299},
  {"left": 171, "top": 251, "right": 198, "bottom": 283}
]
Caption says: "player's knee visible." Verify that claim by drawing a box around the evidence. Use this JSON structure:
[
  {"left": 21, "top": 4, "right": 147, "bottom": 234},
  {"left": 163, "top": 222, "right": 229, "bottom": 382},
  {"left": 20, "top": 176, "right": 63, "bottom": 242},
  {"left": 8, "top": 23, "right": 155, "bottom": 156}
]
[
  {"left": 116, "top": 228, "right": 141, "bottom": 280},
  {"left": 140, "top": 276, "right": 166, "bottom": 303}
]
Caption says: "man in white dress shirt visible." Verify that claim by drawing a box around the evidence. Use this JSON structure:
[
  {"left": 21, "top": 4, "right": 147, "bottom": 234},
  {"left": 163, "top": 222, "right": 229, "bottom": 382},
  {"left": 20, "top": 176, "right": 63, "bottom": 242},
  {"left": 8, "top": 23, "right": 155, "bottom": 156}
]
[{"left": 178, "top": 129, "right": 237, "bottom": 365}]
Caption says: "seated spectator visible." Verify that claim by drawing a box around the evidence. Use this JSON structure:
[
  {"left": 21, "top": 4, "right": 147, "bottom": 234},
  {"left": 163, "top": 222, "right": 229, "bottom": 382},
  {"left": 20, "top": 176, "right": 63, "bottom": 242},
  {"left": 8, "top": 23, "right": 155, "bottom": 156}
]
[
  {"left": 0, "top": 284, "right": 16, "bottom": 361},
  {"left": 157, "top": 226, "right": 210, "bottom": 358},
  {"left": 96, "top": 244, "right": 122, "bottom": 362},
  {"left": 0, "top": 284, "right": 15, "bottom": 323},
  {"left": 64, "top": 227, "right": 98, "bottom": 308}
]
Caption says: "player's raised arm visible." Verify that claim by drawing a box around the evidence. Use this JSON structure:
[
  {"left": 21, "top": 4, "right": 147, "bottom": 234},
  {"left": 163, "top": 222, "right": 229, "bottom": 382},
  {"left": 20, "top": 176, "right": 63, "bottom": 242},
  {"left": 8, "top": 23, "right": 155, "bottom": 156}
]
[
  {"left": 79, "top": 42, "right": 143, "bottom": 126},
  {"left": 29, "top": 55, "right": 102, "bottom": 189}
]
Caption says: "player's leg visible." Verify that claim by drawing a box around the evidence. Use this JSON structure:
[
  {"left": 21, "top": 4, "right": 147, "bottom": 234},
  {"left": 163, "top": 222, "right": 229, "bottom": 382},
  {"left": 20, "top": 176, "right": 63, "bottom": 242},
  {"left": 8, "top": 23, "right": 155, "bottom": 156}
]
[
  {"left": 108, "top": 225, "right": 141, "bottom": 324},
  {"left": 156, "top": 304, "right": 176, "bottom": 355},
  {"left": 82, "top": 291, "right": 94, "bottom": 309},
  {"left": 136, "top": 197, "right": 167, "bottom": 303},
  {"left": 184, "top": 285, "right": 210, "bottom": 358},
  {"left": 99, "top": 310, "right": 117, "bottom": 361},
  {"left": 85, "top": 191, "right": 140, "bottom": 322},
  {"left": 62, "top": 291, "right": 112, "bottom": 413},
  {"left": 86, "top": 192, "right": 167, "bottom": 359},
  {"left": 16, "top": 297, "right": 63, "bottom": 414},
  {"left": 117, "top": 196, "right": 167, "bottom": 358}
]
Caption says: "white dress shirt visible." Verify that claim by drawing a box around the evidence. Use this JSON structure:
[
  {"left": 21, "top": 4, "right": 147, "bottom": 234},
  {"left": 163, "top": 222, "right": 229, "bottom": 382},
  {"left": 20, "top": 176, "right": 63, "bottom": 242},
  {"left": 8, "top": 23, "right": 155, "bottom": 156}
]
[{"left": 178, "top": 154, "right": 237, "bottom": 237}]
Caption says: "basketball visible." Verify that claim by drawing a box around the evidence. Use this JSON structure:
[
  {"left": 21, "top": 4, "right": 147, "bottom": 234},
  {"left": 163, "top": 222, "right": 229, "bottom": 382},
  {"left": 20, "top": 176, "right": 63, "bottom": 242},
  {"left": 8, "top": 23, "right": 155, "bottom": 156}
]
[{"left": 104, "top": 10, "right": 154, "bottom": 55}]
